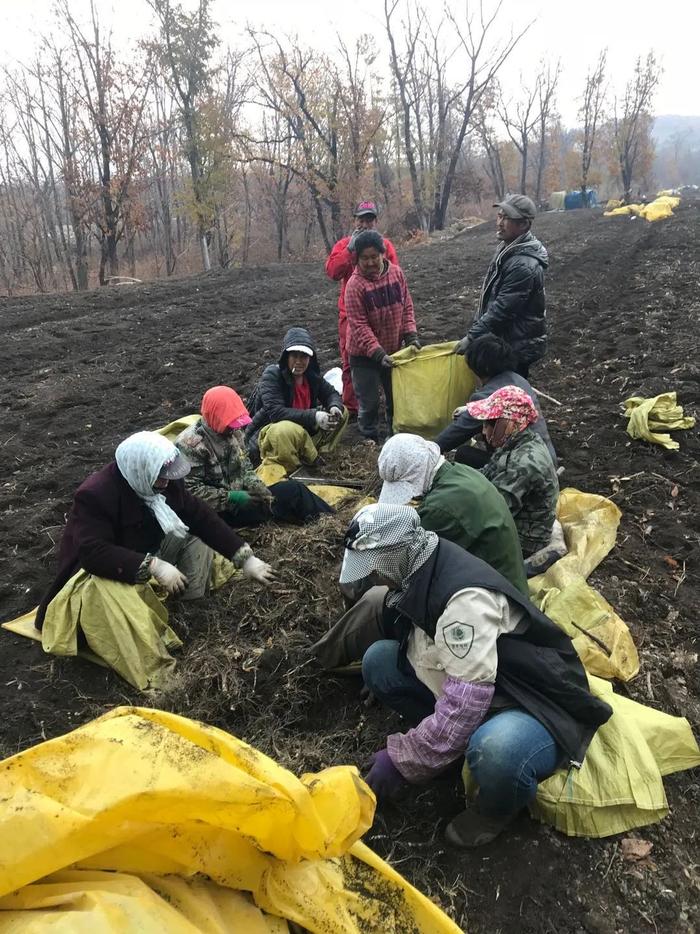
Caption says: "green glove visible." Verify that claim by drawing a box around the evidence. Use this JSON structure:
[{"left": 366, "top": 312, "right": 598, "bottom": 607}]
[{"left": 228, "top": 490, "right": 251, "bottom": 506}]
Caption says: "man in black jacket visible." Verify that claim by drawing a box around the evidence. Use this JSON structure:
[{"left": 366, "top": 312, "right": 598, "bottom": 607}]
[
  {"left": 456, "top": 194, "right": 548, "bottom": 378},
  {"left": 245, "top": 326, "right": 347, "bottom": 472}
]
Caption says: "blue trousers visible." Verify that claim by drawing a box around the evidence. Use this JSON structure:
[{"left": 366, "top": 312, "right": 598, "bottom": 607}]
[{"left": 362, "top": 639, "right": 562, "bottom": 818}]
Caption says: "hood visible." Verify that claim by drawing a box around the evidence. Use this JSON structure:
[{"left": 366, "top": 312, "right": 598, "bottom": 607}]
[
  {"left": 504, "top": 232, "right": 549, "bottom": 268},
  {"left": 278, "top": 326, "right": 320, "bottom": 375}
]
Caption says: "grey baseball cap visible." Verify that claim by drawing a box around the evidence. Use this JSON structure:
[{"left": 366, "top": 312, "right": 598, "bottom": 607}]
[{"left": 493, "top": 194, "right": 536, "bottom": 221}]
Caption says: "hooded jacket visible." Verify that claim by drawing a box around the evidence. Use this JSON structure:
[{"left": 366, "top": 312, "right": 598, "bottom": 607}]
[
  {"left": 245, "top": 327, "right": 342, "bottom": 447},
  {"left": 391, "top": 538, "right": 612, "bottom": 765},
  {"left": 468, "top": 232, "right": 549, "bottom": 366}
]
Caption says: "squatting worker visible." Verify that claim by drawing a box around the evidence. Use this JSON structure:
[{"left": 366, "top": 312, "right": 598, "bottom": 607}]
[
  {"left": 333, "top": 504, "right": 611, "bottom": 847},
  {"left": 325, "top": 200, "right": 399, "bottom": 416},
  {"left": 377, "top": 432, "right": 528, "bottom": 593},
  {"left": 456, "top": 194, "right": 548, "bottom": 378},
  {"left": 437, "top": 333, "right": 557, "bottom": 468},
  {"left": 465, "top": 385, "right": 562, "bottom": 569},
  {"left": 344, "top": 230, "right": 420, "bottom": 443},
  {"left": 176, "top": 385, "right": 332, "bottom": 525},
  {"left": 245, "top": 326, "right": 348, "bottom": 473},
  {"left": 36, "top": 431, "right": 276, "bottom": 690}
]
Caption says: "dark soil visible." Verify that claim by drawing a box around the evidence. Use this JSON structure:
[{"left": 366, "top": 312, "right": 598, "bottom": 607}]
[{"left": 1, "top": 201, "right": 699, "bottom": 933}]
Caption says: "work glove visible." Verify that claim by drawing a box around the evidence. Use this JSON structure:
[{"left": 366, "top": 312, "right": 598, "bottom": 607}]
[
  {"left": 453, "top": 405, "right": 469, "bottom": 419},
  {"left": 380, "top": 354, "right": 396, "bottom": 369},
  {"left": 454, "top": 335, "right": 470, "bottom": 355},
  {"left": 403, "top": 334, "right": 422, "bottom": 351},
  {"left": 364, "top": 748, "right": 405, "bottom": 801},
  {"left": 150, "top": 557, "right": 188, "bottom": 595},
  {"left": 329, "top": 405, "right": 343, "bottom": 420},
  {"left": 242, "top": 555, "right": 278, "bottom": 586},
  {"left": 315, "top": 410, "right": 332, "bottom": 431},
  {"left": 347, "top": 227, "right": 364, "bottom": 253},
  {"left": 228, "top": 489, "right": 252, "bottom": 506}
]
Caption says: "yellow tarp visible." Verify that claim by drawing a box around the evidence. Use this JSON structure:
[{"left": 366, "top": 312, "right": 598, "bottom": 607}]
[
  {"left": 391, "top": 341, "right": 476, "bottom": 438},
  {"left": 604, "top": 194, "right": 681, "bottom": 222},
  {"left": 0, "top": 707, "right": 461, "bottom": 934},
  {"left": 529, "top": 489, "right": 639, "bottom": 682},
  {"left": 623, "top": 391, "right": 695, "bottom": 450},
  {"left": 531, "top": 675, "right": 700, "bottom": 837}
]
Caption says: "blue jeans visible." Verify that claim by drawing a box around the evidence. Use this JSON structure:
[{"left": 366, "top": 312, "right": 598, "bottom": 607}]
[{"left": 362, "top": 639, "right": 561, "bottom": 818}]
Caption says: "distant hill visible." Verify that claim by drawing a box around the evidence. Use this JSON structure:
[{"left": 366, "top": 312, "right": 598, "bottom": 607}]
[{"left": 652, "top": 115, "right": 700, "bottom": 147}]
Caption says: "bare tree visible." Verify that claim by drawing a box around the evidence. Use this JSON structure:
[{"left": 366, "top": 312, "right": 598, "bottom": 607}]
[
  {"left": 613, "top": 52, "right": 661, "bottom": 201},
  {"left": 533, "top": 61, "right": 560, "bottom": 205},
  {"left": 579, "top": 50, "right": 607, "bottom": 206},
  {"left": 499, "top": 74, "right": 540, "bottom": 195}
]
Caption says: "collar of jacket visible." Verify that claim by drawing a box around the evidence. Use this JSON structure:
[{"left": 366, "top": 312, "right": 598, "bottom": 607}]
[
  {"left": 357, "top": 258, "right": 389, "bottom": 283},
  {"left": 479, "top": 232, "right": 533, "bottom": 308}
]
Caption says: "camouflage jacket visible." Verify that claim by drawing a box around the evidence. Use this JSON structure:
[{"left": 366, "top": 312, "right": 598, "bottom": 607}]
[
  {"left": 481, "top": 427, "right": 559, "bottom": 557},
  {"left": 175, "top": 418, "right": 270, "bottom": 512}
]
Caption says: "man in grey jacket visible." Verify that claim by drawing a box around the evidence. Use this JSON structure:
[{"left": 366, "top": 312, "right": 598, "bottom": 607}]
[{"left": 456, "top": 194, "right": 549, "bottom": 377}]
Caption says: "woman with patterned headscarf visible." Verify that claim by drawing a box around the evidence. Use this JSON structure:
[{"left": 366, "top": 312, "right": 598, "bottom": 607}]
[
  {"left": 324, "top": 503, "right": 611, "bottom": 848},
  {"left": 36, "top": 430, "right": 276, "bottom": 690},
  {"left": 465, "top": 385, "right": 560, "bottom": 559}
]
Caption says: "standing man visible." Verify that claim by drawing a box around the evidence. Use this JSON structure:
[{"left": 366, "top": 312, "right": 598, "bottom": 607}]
[
  {"left": 325, "top": 201, "right": 399, "bottom": 414},
  {"left": 456, "top": 195, "right": 548, "bottom": 378}
]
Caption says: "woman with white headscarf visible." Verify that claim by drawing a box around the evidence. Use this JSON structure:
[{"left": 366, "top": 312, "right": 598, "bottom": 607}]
[
  {"left": 315, "top": 503, "right": 611, "bottom": 848},
  {"left": 377, "top": 433, "right": 527, "bottom": 593},
  {"left": 36, "top": 431, "right": 276, "bottom": 690}
]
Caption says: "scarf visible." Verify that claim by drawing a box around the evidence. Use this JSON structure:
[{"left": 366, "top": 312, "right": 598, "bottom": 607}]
[
  {"left": 339, "top": 504, "right": 438, "bottom": 607},
  {"left": 201, "top": 385, "right": 251, "bottom": 434},
  {"left": 115, "top": 432, "right": 189, "bottom": 538},
  {"left": 378, "top": 433, "right": 445, "bottom": 504}
]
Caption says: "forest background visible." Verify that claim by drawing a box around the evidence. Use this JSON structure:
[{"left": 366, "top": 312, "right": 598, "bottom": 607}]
[{"left": 0, "top": 0, "right": 698, "bottom": 295}]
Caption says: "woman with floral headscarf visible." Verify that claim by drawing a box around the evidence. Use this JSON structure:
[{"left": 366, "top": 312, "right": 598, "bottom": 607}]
[
  {"left": 465, "top": 385, "right": 560, "bottom": 559},
  {"left": 176, "top": 386, "right": 332, "bottom": 525},
  {"left": 318, "top": 503, "right": 611, "bottom": 848},
  {"left": 36, "top": 430, "right": 276, "bottom": 690}
]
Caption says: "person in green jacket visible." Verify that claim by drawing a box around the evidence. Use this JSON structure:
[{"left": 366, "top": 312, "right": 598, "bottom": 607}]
[{"left": 377, "top": 433, "right": 528, "bottom": 594}]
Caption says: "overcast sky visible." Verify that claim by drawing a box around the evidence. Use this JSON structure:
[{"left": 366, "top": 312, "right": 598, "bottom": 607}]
[{"left": 1, "top": 0, "right": 696, "bottom": 125}]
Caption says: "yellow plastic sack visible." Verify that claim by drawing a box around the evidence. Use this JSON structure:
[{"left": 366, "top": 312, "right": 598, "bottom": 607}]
[
  {"left": 391, "top": 341, "right": 476, "bottom": 438},
  {"left": 0, "top": 707, "right": 461, "bottom": 934},
  {"left": 157, "top": 413, "right": 199, "bottom": 441},
  {"left": 623, "top": 391, "right": 695, "bottom": 450},
  {"left": 529, "top": 489, "right": 639, "bottom": 681},
  {"left": 531, "top": 675, "right": 700, "bottom": 837},
  {"left": 604, "top": 194, "right": 680, "bottom": 223}
]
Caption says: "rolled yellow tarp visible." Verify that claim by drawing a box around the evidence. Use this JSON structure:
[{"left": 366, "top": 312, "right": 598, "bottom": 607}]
[
  {"left": 0, "top": 707, "right": 462, "bottom": 933},
  {"left": 623, "top": 391, "right": 695, "bottom": 450}
]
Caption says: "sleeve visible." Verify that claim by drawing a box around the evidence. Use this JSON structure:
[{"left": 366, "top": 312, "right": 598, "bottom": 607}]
[
  {"left": 258, "top": 366, "right": 318, "bottom": 434},
  {"left": 325, "top": 237, "right": 354, "bottom": 281},
  {"left": 400, "top": 271, "right": 418, "bottom": 337},
  {"left": 177, "top": 485, "right": 252, "bottom": 566},
  {"left": 178, "top": 439, "right": 229, "bottom": 512},
  {"left": 344, "top": 276, "right": 384, "bottom": 361},
  {"left": 385, "top": 239, "right": 399, "bottom": 267},
  {"left": 484, "top": 456, "right": 528, "bottom": 518},
  {"left": 468, "top": 259, "right": 534, "bottom": 342},
  {"left": 385, "top": 589, "right": 508, "bottom": 782},
  {"left": 72, "top": 488, "right": 146, "bottom": 583},
  {"left": 433, "top": 385, "right": 491, "bottom": 451}
]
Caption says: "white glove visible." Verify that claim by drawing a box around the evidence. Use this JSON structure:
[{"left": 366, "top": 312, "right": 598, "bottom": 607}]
[
  {"left": 453, "top": 405, "right": 468, "bottom": 419},
  {"left": 329, "top": 405, "right": 343, "bottom": 419},
  {"left": 150, "top": 556, "right": 188, "bottom": 595},
  {"left": 242, "top": 555, "right": 277, "bottom": 586},
  {"left": 315, "top": 410, "right": 332, "bottom": 431}
]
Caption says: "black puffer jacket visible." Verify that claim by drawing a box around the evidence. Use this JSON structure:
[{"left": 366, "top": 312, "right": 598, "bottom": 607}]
[
  {"left": 468, "top": 232, "right": 549, "bottom": 366},
  {"left": 245, "top": 326, "right": 342, "bottom": 452}
]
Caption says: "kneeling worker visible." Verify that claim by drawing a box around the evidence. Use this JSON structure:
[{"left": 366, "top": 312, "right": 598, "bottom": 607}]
[
  {"left": 332, "top": 504, "right": 612, "bottom": 847},
  {"left": 36, "top": 431, "right": 276, "bottom": 690},
  {"left": 246, "top": 326, "right": 348, "bottom": 474}
]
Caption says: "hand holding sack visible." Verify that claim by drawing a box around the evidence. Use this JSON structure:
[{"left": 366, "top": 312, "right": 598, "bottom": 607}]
[
  {"left": 242, "top": 555, "right": 277, "bottom": 586},
  {"left": 149, "top": 557, "right": 188, "bottom": 595},
  {"left": 364, "top": 748, "right": 405, "bottom": 801},
  {"left": 454, "top": 335, "right": 470, "bottom": 355},
  {"left": 380, "top": 354, "right": 396, "bottom": 369},
  {"left": 315, "top": 410, "right": 332, "bottom": 431}
]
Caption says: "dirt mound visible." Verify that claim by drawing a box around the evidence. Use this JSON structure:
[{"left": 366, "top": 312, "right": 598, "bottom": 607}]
[{"left": 1, "top": 202, "right": 699, "bottom": 932}]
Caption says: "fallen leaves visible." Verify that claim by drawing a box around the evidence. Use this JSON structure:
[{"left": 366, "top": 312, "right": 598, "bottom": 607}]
[{"left": 621, "top": 836, "right": 654, "bottom": 864}]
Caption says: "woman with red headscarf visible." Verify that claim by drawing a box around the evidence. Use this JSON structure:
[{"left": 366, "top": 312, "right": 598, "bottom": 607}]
[
  {"left": 176, "top": 386, "right": 332, "bottom": 526},
  {"left": 465, "top": 385, "right": 560, "bottom": 561}
]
